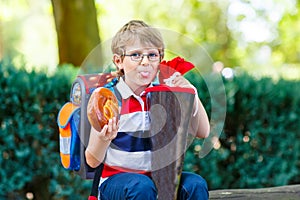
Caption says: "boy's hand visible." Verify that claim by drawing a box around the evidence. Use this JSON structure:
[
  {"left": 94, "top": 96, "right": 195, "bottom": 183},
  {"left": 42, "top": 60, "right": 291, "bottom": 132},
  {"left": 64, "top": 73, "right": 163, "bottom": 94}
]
[
  {"left": 97, "top": 117, "right": 119, "bottom": 142},
  {"left": 171, "top": 74, "right": 194, "bottom": 89}
]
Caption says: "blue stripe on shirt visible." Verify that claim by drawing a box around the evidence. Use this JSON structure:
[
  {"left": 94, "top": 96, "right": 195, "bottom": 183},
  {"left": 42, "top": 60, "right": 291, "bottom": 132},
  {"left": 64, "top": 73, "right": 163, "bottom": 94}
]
[{"left": 111, "top": 131, "right": 152, "bottom": 152}]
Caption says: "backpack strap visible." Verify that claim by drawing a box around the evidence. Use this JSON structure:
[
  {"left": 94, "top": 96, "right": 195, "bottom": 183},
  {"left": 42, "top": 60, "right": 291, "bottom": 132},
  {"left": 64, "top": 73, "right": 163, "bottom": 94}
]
[{"left": 88, "top": 164, "right": 104, "bottom": 200}]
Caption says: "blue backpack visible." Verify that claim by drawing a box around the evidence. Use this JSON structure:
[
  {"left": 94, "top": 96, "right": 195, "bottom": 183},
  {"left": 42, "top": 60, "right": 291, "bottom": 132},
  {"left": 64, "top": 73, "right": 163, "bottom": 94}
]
[{"left": 57, "top": 72, "right": 117, "bottom": 198}]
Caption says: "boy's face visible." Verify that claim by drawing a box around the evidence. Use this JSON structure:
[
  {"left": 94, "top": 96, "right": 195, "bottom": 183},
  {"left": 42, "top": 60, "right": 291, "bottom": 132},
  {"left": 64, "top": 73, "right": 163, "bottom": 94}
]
[{"left": 115, "top": 41, "right": 161, "bottom": 94}]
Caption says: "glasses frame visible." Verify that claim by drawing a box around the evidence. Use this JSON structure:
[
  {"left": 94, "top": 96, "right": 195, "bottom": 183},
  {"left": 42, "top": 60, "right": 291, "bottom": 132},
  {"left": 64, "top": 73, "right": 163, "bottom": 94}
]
[{"left": 123, "top": 52, "right": 162, "bottom": 62}]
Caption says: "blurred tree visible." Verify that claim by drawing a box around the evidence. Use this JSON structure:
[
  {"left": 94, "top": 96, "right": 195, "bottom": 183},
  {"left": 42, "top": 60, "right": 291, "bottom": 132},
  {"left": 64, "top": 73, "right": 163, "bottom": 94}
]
[
  {"left": 274, "top": 0, "right": 300, "bottom": 65},
  {"left": 223, "top": 0, "right": 300, "bottom": 78},
  {"left": 128, "top": 0, "right": 237, "bottom": 69},
  {"left": 0, "top": 22, "right": 3, "bottom": 59},
  {"left": 51, "top": 0, "right": 103, "bottom": 67}
]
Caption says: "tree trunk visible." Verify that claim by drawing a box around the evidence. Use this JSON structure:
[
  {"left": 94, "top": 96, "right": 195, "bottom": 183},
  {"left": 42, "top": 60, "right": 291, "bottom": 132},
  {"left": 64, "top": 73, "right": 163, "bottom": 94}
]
[{"left": 51, "top": 0, "right": 103, "bottom": 67}]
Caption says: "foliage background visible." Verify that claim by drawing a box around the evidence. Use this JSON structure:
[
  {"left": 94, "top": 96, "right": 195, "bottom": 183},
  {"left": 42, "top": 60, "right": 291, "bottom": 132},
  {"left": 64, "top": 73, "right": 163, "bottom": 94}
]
[
  {"left": 0, "top": 0, "right": 299, "bottom": 199},
  {"left": 0, "top": 61, "right": 299, "bottom": 199}
]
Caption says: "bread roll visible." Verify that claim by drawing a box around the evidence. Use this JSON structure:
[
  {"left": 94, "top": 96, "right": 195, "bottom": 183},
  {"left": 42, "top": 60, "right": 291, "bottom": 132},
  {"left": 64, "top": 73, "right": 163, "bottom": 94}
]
[{"left": 87, "top": 87, "right": 119, "bottom": 132}]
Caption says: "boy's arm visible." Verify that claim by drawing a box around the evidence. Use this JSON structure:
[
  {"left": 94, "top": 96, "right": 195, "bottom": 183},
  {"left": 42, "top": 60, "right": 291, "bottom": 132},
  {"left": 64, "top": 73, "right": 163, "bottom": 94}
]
[
  {"left": 170, "top": 74, "right": 210, "bottom": 138},
  {"left": 188, "top": 96, "right": 210, "bottom": 138},
  {"left": 85, "top": 127, "right": 110, "bottom": 168},
  {"left": 85, "top": 118, "right": 118, "bottom": 168}
]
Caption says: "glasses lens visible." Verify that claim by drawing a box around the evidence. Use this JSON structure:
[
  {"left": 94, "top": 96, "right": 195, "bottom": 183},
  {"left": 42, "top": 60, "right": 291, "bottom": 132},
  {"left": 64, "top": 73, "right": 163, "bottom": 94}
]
[
  {"left": 131, "top": 53, "right": 141, "bottom": 61},
  {"left": 148, "top": 53, "right": 159, "bottom": 61}
]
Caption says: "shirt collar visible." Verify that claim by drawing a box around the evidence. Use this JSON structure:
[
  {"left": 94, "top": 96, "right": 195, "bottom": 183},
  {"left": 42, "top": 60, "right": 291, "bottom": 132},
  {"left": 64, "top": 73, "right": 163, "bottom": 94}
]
[{"left": 116, "top": 77, "right": 153, "bottom": 99}]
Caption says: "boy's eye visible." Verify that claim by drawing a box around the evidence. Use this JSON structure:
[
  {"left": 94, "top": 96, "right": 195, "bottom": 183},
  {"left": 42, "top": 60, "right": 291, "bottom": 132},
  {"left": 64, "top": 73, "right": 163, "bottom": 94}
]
[
  {"left": 130, "top": 53, "right": 141, "bottom": 59},
  {"left": 149, "top": 53, "right": 159, "bottom": 58}
]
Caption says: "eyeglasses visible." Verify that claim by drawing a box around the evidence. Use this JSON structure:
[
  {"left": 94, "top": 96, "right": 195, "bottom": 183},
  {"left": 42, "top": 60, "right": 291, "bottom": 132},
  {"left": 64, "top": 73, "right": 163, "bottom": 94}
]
[{"left": 123, "top": 52, "right": 161, "bottom": 62}]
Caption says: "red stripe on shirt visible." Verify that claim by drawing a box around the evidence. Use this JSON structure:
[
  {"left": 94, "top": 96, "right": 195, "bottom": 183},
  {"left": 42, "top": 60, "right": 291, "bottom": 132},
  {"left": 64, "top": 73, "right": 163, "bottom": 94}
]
[
  {"left": 101, "top": 164, "right": 151, "bottom": 178},
  {"left": 120, "top": 96, "right": 148, "bottom": 115}
]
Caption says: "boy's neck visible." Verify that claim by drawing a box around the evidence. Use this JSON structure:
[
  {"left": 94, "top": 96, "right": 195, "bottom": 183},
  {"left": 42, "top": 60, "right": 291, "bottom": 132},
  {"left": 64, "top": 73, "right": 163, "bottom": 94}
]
[
  {"left": 130, "top": 85, "right": 148, "bottom": 96},
  {"left": 121, "top": 76, "right": 149, "bottom": 96}
]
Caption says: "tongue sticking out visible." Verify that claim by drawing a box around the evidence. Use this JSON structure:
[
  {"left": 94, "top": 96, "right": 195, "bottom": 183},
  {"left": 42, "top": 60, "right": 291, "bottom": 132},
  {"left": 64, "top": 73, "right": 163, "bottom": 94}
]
[{"left": 140, "top": 71, "right": 150, "bottom": 78}]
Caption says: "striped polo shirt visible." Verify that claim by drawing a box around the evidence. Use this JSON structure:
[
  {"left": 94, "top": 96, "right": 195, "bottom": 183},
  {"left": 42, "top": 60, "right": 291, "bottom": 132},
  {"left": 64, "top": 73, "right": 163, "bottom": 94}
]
[{"left": 100, "top": 77, "right": 153, "bottom": 183}]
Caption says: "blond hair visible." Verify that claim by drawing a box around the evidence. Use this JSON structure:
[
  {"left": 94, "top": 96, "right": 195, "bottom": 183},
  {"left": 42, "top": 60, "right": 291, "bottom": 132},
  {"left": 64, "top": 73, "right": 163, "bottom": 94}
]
[{"left": 111, "top": 20, "right": 165, "bottom": 57}]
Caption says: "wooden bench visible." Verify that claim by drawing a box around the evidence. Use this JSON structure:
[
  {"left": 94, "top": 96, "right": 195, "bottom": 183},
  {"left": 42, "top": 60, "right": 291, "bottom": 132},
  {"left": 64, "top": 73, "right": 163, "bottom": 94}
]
[{"left": 209, "top": 184, "right": 300, "bottom": 200}]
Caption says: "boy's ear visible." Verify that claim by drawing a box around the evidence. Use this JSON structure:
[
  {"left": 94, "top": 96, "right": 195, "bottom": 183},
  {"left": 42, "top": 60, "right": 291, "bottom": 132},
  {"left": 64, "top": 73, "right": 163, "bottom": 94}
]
[{"left": 113, "top": 54, "right": 123, "bottom": 69}]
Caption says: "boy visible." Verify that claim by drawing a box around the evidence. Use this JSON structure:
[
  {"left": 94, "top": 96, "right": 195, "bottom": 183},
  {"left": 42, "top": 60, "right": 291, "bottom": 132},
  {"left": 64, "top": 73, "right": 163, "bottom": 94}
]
[{"left": 85, "top": 20, "right": 210, "bottom": 200}]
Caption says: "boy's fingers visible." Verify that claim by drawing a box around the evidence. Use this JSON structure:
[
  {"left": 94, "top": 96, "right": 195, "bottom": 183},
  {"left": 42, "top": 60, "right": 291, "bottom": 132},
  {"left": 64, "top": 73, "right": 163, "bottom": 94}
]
[
  {"left": 112, "top": 117, "right": 118, "bottom": 131},
  {"left": 100, "top": 125, "right": 108, "bottom": 134},
  {"left": 107, "top": 119, "right": 113, "bottom": 133},
  {"left": 97, "top": 125, "right": 108, "bottom": 139}
]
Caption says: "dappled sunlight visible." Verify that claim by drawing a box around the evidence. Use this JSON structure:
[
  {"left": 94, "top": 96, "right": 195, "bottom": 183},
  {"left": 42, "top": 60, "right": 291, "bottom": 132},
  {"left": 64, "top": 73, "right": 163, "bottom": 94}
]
[
  {"left": 1, "top": 0, "right": 57, "bottom": 73},
  {"left": 1, "top": 0, "right": 299, "bottom": 80}
]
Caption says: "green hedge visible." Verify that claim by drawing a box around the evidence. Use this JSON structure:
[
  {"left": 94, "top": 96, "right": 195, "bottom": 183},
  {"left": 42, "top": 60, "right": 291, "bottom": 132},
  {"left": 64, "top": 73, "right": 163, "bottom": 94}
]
[
  {"left": 185, "top": 72, "right": 300, "bottom": 190},
  {"left": 0, "top": 60, "right": 91, "bottom": 199},
  {"left": 0, "top": 60, "right": 299, "bottom": 199}
]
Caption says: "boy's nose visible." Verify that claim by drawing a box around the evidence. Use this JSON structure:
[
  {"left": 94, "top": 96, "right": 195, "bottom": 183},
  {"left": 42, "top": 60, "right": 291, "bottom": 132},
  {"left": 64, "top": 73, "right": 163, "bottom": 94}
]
[{"left": 140, "top": 55, "right": 150, "bottom": 65}]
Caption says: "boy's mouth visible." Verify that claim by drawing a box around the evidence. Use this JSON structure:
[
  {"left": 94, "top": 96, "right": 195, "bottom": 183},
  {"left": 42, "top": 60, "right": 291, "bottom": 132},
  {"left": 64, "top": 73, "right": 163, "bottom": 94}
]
[{"left": 140, "top": 71, "right": 150, "bottom": 78}]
